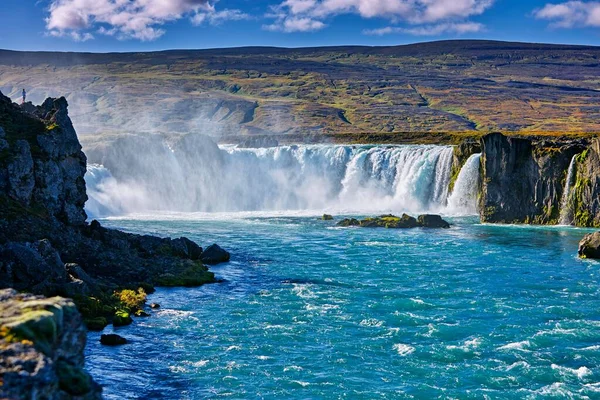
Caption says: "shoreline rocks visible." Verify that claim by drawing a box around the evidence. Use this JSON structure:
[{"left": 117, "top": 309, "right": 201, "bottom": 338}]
[
  {"left": 0, "top": 289, "right": 102, "bottom": 399},
  {"left": 100, "top": 334, "right": 127, "bottom": 346}
]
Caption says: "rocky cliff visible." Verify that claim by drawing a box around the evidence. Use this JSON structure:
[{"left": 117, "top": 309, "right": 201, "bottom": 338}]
[
  {"left": 0, "top": 90, "right": 230, "bottom": 398},
  {"left": 477, "top": 133, "right": 591, "bottom": 225},
  {"left": 0, "top": 91, "right": 222, "bottom": 298},
  {"left": 0, "top": 289, "right": 102, "bottom": 399}
]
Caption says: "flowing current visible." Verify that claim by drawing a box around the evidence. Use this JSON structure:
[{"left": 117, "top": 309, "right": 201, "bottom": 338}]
[
  {"left": 85, "top": 142, "right": 480, "bottom": 217},
  {"left": 446, "top": 154, "right": 482, "bottom": 215},
  {"left": 559, "top": 154, "right": 577, "bottom": 225}
]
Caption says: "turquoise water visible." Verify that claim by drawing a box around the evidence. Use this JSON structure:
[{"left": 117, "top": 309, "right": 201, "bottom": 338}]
[{"left": 86, "top": 215, "right": 600, "bottom": 399}]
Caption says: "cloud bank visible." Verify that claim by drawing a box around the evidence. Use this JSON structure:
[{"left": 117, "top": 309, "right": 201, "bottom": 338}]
[
  {"left": 46, "top": 0, "right": 247, "bottom": 41},
  {"left": 534, "top": 1, "right": 600, "bottom": 28},
  {"left": 264, "top": 0, "right": 494, "bottom": 33}
]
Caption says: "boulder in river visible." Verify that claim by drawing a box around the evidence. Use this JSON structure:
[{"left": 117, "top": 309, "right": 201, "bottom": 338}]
[
  {"left": 201, "top": 244, "right": 231, "bottom": 265},
  {"left": 322, "top": 214, "right": 334, "bottom": 221},
  {"left": 337, "top": 218, "right": 361, "bottom": 227},
  {"left": 578, "top": 232, "right": 600, "bottom": 258},
  {"left": 112, "top": 311, "right": 132, "bottom": 327},
  {"left": 100, "top": 334, "right": 128, "bottom": 346},
  {"left": 336, "top": 214, "right": 450, "bottom": 229},
  {"left": 417, "top": 214, "right": 451, "bottom": 228}
]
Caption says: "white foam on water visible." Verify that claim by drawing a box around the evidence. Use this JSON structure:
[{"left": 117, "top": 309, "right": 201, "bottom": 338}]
[
  {"left": 497, "top": 340, "right": 531, "bottom": 351},
  {"left": 393, "top": 343, "right": 416, "bottom": 356}
]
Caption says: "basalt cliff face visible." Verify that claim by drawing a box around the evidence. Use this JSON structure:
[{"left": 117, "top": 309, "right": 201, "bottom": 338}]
[
  {"left": 0, "top": 92, "right": 218, "bottom": 295},
  {"left": 476, "top": 132, "right": 597, "bottom": 226}
]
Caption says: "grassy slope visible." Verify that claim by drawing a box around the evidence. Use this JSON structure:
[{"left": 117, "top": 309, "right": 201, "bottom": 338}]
[{"left": 1, "top": 40, "right": 600, "bottom": 144}]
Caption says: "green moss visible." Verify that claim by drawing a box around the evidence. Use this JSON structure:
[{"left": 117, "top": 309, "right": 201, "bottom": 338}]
[
  {"left": 114, "top": 288, "right": 147, "bottom": 312},
  {"left": 1, "top": 309, "right": 58, "bottom": 355},
  {"left": 113, "top": 310, "right": 132, "bottom": 327},
  {"left": 45, "top": 122, "right": 59, "bottom": 131},
  {"left": 482, "top": 206, "right": 497, "bottom": 220},
  {"left": 576, "top": 149, "right": 590, "bottom": 163},
  {"left": 155, "top": 262, "right": 215, "bottom": 287},
  {"left": 56, "top": 360, "right": 92, "bottom": 396},
  {"left": 0, "top": 194, "right": 50, "bottom": 221},
  {"left": 84, "top": 317, "right": 107, "bottom": 331}
]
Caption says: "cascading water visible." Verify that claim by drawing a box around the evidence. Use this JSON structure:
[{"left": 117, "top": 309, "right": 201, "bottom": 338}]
[
  {"left": 446, "top": 154, "right": 482, "bottom": 215},
  {"left": 559, "top": 154, "right": 577, "bottom": 225},
  {"left": 84, "top": 137, "right": 461, "bottom": 217}
]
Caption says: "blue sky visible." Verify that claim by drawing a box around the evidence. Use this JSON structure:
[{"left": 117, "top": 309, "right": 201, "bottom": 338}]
[{"left": 1, "top": 0, "right": 600, "bottom": 52}]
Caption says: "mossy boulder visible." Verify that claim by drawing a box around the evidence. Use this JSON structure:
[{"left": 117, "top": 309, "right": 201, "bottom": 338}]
[
  {"left": 56, "top": 359, "right": 94, "bottom": 396},
  {"left": 0, "top": 289, "right": 101, "bottom": 399},
  {"left": 359, "top": 214, "right": 419, "bottom": 229},
  {"left": 322, "top": 214, "right": 334, "bottom": 220},
  {"left": 578, "top": 232, "right": 600, "bottom": 259},
  {"left": 84, "top": 317, "right": 108, "bottom": 331},
  {"left": 337, "top": 218, "right": 360, "bottom": 227},
  {"left": 417, "top": 214, "right": 451, "bottom": 228},
  {"left": 135, "top": 310, "right": 150, "bottom": 317},
  {"left": 155, "top": 262, "right": 216, "bottom": 287},
  {"left": 112, "top": 311, "right": 132, "bottom": 327}
]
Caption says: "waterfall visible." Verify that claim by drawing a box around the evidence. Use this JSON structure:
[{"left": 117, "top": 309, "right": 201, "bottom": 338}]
[
  {"left": 446, "top": 154, "right": 482, "bottom": 215},
  {"left": 559, "top": 155, "right": 577, "bottom": 225},
  {"left": 84, "top": 139, "right": 457, "bottom": 217}
]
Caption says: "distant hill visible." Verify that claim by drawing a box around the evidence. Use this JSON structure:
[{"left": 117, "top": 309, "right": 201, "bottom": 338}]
[{"left": 1, "top": 40, "right": 599, "bottom": 143}]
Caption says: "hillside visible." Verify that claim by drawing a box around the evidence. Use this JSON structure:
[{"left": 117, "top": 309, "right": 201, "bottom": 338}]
[{"left": 1, "top": 40, "right": 600, "bottom": 144}]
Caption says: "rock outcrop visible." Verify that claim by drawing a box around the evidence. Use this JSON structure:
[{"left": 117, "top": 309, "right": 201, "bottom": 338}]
[
  {"left": 0, "top": 289, "right": 102, "bottom": 399},
  {"left": 478, "top": 133, "right": 586, "bottom": 224},
  {"left": 566, "top": 139, "right": 600, "bottom": 227},
  {"left": 337, "top": 214, "right": 450, "bottom": 229},
  {"left": 578, "top": 232, "right": 600, "bottom": 258}
]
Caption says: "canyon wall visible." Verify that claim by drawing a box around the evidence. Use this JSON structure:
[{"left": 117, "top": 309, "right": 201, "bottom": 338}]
[{"left": 476, "top": 133, "right": 595, "bottom": 226}]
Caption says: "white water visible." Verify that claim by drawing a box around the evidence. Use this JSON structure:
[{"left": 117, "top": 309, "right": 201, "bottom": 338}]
[
  {"left": 559, "top": 155, "right": 577, "bottom": 225},
  {"left": 446, "top": 154, "right": 482, "bottom": 215},
  {"left": 85, "top": 141, "right": 480, "bottom": 218}
]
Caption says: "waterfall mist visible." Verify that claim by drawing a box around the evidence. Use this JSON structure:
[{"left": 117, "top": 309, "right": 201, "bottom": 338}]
[{"left": 84, "top": 134, "right": 480, "bottom": 218}]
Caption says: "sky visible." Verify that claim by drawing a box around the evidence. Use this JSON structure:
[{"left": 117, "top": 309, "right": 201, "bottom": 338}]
[{"left": 1, "top": 0, "right": 600, "bottom": 52}]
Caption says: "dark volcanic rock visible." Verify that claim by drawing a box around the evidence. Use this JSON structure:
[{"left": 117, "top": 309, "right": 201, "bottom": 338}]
[
  {"left": 337, "top": 214, "right": 450, "bottom": 229},
  {"left": 113, "top": 311, "right": 133, "bottom": 327},
  {"left": 418, "top": 214, "right": 450, "bottom": 228},
  {"left": 201, "top": 244, "right": 231, "bottom": 265},
  {"left": 0, "top": 289, "right": 102, "bottom": 399},
  {"left": 567, "top": 139, "right": 600, "bottom": 227},
  {"left": 578, "top": 232, "right": 600, "bottom": 258},
  {"left": 100, "top": 334, "right": 128, "bottom": 346},
  {"left": 0, "top": 90, "right": 223, "bottom": 311},
  {"left": 360, "top": 214, "right": 419, "bottom": 229},
  {"left": 337, "top": 218, "right": 361, "bottom": 227},
  {"left": 479, "top": 133, "right": 585, "bottom": 225}
]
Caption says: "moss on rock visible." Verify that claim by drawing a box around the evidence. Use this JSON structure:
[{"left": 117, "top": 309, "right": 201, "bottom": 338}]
[{"left": 155, "top": 262, "right": 215, "bottom": 287}]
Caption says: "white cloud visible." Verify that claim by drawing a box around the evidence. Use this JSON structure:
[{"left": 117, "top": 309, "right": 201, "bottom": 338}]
[
  {"left": 191, "top": 9, "right": 251, "bottom": 26},
  {"left": 364, "top": 22, "right": 484, "bottom": 36},
  {"left": 46, "top": 0, "right": 226, "bottom": 41},
  {"left": 534, "top": 1, "right": 600, "bottom": 28},
  {"left": 265, "top": 0, "right": 494, "bottom": 33},
  {"left": 263, "top": 17, "right": 326, "bottom": 32}
]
